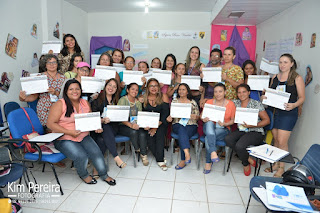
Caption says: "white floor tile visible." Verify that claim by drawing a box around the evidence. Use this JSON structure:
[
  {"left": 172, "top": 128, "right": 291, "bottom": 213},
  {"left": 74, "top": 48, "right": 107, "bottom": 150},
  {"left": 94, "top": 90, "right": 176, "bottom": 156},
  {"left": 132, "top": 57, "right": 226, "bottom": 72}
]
[
  {"left": 52, "top": 172, "right": 82, "bottom": 190},
  {"left": 107, "top": 178, "right": 144, "bottom": 196},
  {"left": 205, "top": 169, "right": 236, "bottom": 186},
  {"left": 209, "top": 203, "right": 245, "bottom": 213},
  {"left": 206, "top": 185, "right": 243, "bottom": 204},
  {"left": 247, "top": 205, "right": 267, "bottom": 213},
  {"left": 94, "top": 194, "right": 137, "bottom": 213},
  {"left": 29, "top": 171, "right": 57, "bottom": 185},
  {"left": 76, "top": 179, "right": 110, "bottom": 193},
  {"left": 146, "top": 166, "right": 176, "bottom": 182},
  {"left": 139, "top": 180, "right": 174, "bottom": 199},
  {"left": 175, "top": 169, "right": 205, "bottom": 184},
  {"left": 22, "top": 207, "right": 54, "bottom": 213},
  {"left": 238, "top": 187, "right": 263, "bottom": 206},
  {"left": 229, "top": 161, "right": 244, "bottom": 173},
  {"left": 57, "top": 191, "right": 104, "bottom": 213},
  {"left": 171, "top": 200, "right": 209, "bottom": 213},
  {"left": 173, "top": 182, "right": 207, "bottom": 202},
  {"left": 133, "top": 197, "right": 172, "bottom": 213},
  {"left": 232, "top": 172, "right": 253, "bottom": 187},
  {"left": 117, "top": 165, "right": 149, "bottom": 179}
]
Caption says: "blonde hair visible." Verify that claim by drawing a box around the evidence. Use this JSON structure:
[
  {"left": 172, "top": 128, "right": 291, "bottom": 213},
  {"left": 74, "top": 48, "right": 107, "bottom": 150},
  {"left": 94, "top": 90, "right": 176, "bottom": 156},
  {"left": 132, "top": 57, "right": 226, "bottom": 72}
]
[
  {"left": 185, "top": 46, "right": 201, "bottom": 70},
  {"left": 143, "top": 78, "right": 163, "bottom": 108}
]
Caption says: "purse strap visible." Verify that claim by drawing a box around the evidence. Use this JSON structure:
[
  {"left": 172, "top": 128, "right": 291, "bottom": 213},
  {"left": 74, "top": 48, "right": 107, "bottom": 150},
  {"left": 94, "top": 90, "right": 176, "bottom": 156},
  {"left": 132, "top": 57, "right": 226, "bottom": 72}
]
[{"left": 21, "top": 107, "right": 35, "bottom": 132}]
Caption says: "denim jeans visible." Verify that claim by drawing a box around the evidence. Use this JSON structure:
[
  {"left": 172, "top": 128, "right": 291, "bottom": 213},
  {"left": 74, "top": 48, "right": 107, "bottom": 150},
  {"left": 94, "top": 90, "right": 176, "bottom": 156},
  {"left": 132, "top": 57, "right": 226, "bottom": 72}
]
[
  {"left": 172, "top": 124, "right": 198, "bottom": 160},
  {"left": 203, "top": 121, "right": 230, "bottom": 163},
  {"left": 54, "top": 135, "right": 108, "bottom": 180}
]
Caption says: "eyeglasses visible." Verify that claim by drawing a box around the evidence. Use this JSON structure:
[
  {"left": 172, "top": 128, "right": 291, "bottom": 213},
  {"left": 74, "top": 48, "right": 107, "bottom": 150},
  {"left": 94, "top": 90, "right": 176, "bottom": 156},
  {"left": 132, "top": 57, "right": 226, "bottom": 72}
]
[
  {"left": 79, "top": 68, "right": 90, "bottom": 72},
  {"left": 47, "top": 61, "right": 57, "bottom": 65},
  {"left": 149, "top": 85, "right": 158, "bottom": 88}
]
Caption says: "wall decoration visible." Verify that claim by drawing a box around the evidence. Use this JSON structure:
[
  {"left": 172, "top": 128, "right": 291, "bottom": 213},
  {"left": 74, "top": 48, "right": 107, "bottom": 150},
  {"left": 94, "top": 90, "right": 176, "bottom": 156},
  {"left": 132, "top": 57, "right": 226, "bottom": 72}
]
[
  {"left": 314, "top": 83, "right": 320, "bottom": 94},
  {"left": 220, "top": 30, "right": 227, "bottom": 41},
  {"left": 0, "top": 72, "right": 13, "bottom": 93},
  {"left": 265, "top": 37, "right": 294, "bottom": 62},
  {"left": 30, "top": 24, "right": 37, "bottom": 39},
  {"left": 310, "top": 33, "right": 316, "bottom": 48},
  {"left": 31, "top": 53, "right": 39, "bottom": 67},
  {"left": 295, "top": 33, "right": 302, "bottom": 46},
  {"left": 53, "top": 22, "right": 60, "bottom": 39},
  {"left": 199, "top": 32, "right": 205, "bottom": 39},
  {"left": 211, "top": 44, "right": 220, "bottom": 50},
  {"left": 263, "top": 41, "right": 266, "bottom": 51},
  {"left": 123, "top": 39, "right": 130, "bottom": 51},
  {"left": 143, "top": 31, "right": 205, "bottom": 39},
  {"left": 5, "top": 34, "right": 18, "bottom": 59},
  {"left": 242, "top": 27, "right": 252, "bottom": 40},
  {"left": 200, "top": 48, "right": 210, "bottom": 55},
  {"left": 133, "top": 51, "right": 148, "bottom": 58},
  {"left": 22, "top": 70, "right": 30, "bottom": 77},
  {"left": 133, "top": 44, "right": 148, "bottom": 49},
  {"left": 305, "top": 65, "right": 313, "bottom": 87}
]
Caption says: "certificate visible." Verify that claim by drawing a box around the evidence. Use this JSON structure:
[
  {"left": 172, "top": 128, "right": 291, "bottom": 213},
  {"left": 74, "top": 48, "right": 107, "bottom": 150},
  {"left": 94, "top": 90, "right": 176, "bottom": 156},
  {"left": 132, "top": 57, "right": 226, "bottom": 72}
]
[
  {"left": 152, "top": 70, "right": 172, "bottom": 85},
  {"left": 202, "top": 67, "right": 222, "bottom": 82},
  {"left": 235, "top": 107, "right": 259, "bottom": 126},
  {"left": 201, "top": 104, "right": 226, "bottom": 122},
  {"left": 143, "top": 73, "right": 152, "bottom": 83},
  {"left": 41, "top": 41, "right": 62, "bottom": 54},
  {"left": 20, "top": 75, "right": 49, "bottom": 95},
  {"left": 113, "top": 63, "right": 125, "bottom": 73},
  {"left": 149, "top": 68, "right": 162, "bottom": 72},
  {"left": 137, "top": 111, "right": 160, "bottom": 128},
  {"left": 94, "top": 65, "right": 116, "bottom": 80},
  {"left": 181, "top": 75, "right": 201, "bottom": 90},
  {"left": 260, "top": 58, "right": 279, "bottom": 74},
  {"left": 122, "top": 71, "right": 144, "bottom": 85},
  {"left": 247, "top": 75, "right": 270, "bottom": 91},
  {"left": 81, "top": 77, "right": 104, "bottom": 93},
  {"left": 262, "top": 88, "right": 290, "bottom": 110},
  {"left": 105, "top": 105, "right": 130, "bottom": 122},
  {"left": 170, "top": 103, "right": 191, "bottom": 118},
  {"left": 74, "top": 112, "right": 102, "bottom": 132}
]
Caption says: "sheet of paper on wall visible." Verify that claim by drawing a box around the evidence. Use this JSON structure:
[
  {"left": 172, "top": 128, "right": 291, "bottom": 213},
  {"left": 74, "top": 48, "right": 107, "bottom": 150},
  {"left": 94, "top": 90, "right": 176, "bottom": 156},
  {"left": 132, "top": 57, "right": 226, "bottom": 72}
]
[
  {"left": 94, "top": 65, "right": 116, "bottom": 80},
  {"left": 260, "top": 58, "right": 279, "bottom": 74},
  {"left": 137, "top": 111, "right": 160, "bottom": 128},
  {"left": 235, "top": 107, "right": 259, "bottom": 126},
  {"left": 75, "top": 112, "right": 101, "bottom": 132},
  {"left": 202, "top": 104, "right": 225, "bottom": 123},
  {"left": 181, "top": 75, "right": 201, "bottom": 90},
  {"left": 113, "top": 63, "right": 125, "bottom": 73},
  {"left": 247, "top": 75, "right": 270, "bottom": 91},
  {"left": 106, "top": 105, "right": 130, "bottom": 122},
  {"left": 152, "top": 70, "right": 172, "bottom": 85},
  {"left": 262, "top": 88, "right": 290, "bottom": 110},
  {"left": 170, "top": 103, "right": 192, "bottom": 118},
  {"left": 81, "top": 76, "right": 104, "bottom": 93},
  {"left": 20, "top": 75, "right": 49, "bottom": 95},
  {"left": 202, "top": 67, "right": 222, "bottom": 82},
  {"left": 41, "top": 41, "right": 62, "bottom": 54},
  {"left": 122, "top": 71, "right": 144, "bottom": 85}
]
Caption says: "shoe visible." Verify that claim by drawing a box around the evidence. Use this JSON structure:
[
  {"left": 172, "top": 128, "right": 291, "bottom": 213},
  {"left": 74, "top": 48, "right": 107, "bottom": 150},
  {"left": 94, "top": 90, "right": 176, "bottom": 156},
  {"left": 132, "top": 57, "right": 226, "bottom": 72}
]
[
  {"left": 175, "top": 164, "right": 186, "bottom": 170},
  {"left": 82, "top": 175, "right": 97, "bottom": 184},
  {"left": 140, "top": 154, "right": 149, "bottom": 166},
  {"left": 185, "top": 158, "right": 191, "bottom": 164},
  {"left": 250, "top": 159, "right": 256, "bottom": 168},
  {"left": 273, "top": 167, "right": 285, "bottom": 178},
  {"left": 158, "top": 162, "right": 168, "bottom": 171},
  {"left": 264, "top": 162, "right": 279, "bottom": 173},
  {"left": 244, "top": 165, "right": 251, "bottom": 176},
  {"left": 203, "top": 163, "right": 213, "bottom": 174},
  {"left": 211, "top": 157, "right": 220, "bottom": 163},
  {"left": 117, "top": 162, "right": 127, "bottom": 169},
  {"left": 104, "top": 177, "right": 116, "bottom": 186}
]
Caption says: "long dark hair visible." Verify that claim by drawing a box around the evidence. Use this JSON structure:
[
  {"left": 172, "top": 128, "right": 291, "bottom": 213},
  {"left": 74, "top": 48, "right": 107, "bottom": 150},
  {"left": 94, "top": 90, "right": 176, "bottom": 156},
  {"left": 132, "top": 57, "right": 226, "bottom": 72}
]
[
  {"left": 151, "top": 57, "right": 162, "bottom": 68},
  {"left": 63, "top": 79, "right": 82, "bottom": 117},
  {"left": 280, "top": 53, "right": 298, "bottom": 86},
  {"left": 60, "top": 34, "right": 82, "bottom": 56},
  {"left": 162, "top": 54, "right": 177, "bottom": 70},
  {"left": 68, "top": 53, "right": 83, "bottom": 71},
  {"left": 112, "top": 49, "right": 125, "bottom": 64},
  {"left": 97, "top": 52, "right": 113, "bottom": 66},
  {"left": 97, "top": 78, "right": 120, "bottom": 105},
  {"left": 177, "top": 83, "right": 193, "bottom": 101},
  {"left": 242, "top": 60, "right": 257, "bottom": 79}
]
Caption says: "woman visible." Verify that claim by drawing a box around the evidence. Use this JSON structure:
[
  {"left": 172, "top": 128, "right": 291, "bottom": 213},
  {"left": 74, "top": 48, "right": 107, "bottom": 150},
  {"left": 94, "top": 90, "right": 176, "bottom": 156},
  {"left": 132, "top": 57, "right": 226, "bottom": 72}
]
[
  {"left": 201, "top": 83, "right": 236, "bottom": 174},
  {"left": 64, "top": 53, "right": 83, "bottom": 79},
  {"left": 263, "top": 53, "right": 305, "bottom": 177},
  {"left": 91, "top": 78, "right": 126, "bottom": 177},
  {"left": 151, "top": 57, "right": 161, "bottom": 69},
  {"left": 119, "top": 56, "right": 138, "bottom": 97},
  {"left": 166, "top": 83, "right": 199, "bottom": 170},
  {"left": 138, "top": 61, "right": 149, "bottom": 74},
  {"left": 161, "top": 54, "right": 177, "bottom": 94},
  {"left": 47, "top": 79, "right": 116, "bottom": 185},
  {"left": 117, "top": 83, "right": 148, "bottom": 165},
  {"left": 221, "top": 47, "right": 244, "bottom": 100},
  {"left": 143, "top": 78, "right": 170, "bottom": 171},
  {"left": 19, "top": 54, "right": 66, "bottom": 128},
  {"left": 58, "top": 34, "right": 85, "bottom": 74},
  {"left": 225, "top": 84, "right": 270, "bottom": 176},
  {"left": 242, "top": 60, "right": 262, "bottom": 101},
  {"left": 167, "top": 63, "right": 186, "bottom": 99},
  {"left": 112, "top": 49, "right": 125, "bottom": 64}
]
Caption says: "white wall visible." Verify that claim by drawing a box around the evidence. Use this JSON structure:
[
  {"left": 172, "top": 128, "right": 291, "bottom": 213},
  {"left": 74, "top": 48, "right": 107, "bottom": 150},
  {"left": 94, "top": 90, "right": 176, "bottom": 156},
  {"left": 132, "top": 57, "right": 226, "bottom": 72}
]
[
  {"left": 256, "top": 0, "right": 320, "bottom": 159},
  {"left": 88, "top": 12, "right": 211, "bottom": 67}
]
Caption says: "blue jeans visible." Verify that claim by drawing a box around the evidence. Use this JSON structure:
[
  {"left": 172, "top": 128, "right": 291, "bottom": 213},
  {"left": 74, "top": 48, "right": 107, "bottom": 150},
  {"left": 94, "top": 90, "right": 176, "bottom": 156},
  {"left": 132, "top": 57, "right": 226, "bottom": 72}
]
[
  {"left": 203, "top": 121, "right": 230, "bottom": 163},
  {"left": 54, "top": 135, "right": 108, "bottom": 180},
  {"left": 172, "top": 124, "right": 198, "bottom": 160}
]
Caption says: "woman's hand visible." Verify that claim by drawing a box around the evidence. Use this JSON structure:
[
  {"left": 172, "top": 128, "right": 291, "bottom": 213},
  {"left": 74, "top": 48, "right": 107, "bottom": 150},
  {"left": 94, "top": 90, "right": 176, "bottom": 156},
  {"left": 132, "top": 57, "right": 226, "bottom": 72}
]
[
  {"left": 202, "top": 117, "right": 209, "bottom": 123},
  {"left": 221, "top": 73, "right": 227, "bottom": 81},
  {"left": 217, "top": 121, "right": 225, "bottom": 127},
  {"left": 200, "top": 73, "right": 204, "bottom": 79},
  {"left": 190, "top": 114, "right": 197, "bottom": 120},
  {"left": 48, "top": 87, "right": 56, "bottom": 95},
  {"left": 68, "top": 130, "right": 81, "bottom": 138},
  {"left": 148, "top": 128, "right": 157, "bottom": 137},
  {"left": 243, "top": 122, "right": 255, "bottom": 129},
  {"left": 120, "top": 81, "right": 126, "bottom": 88},
  {"left": 131, "top": 123, "right": 139, "bottom": 130},
  {"left": 19, "top": 90, "right": 27, "bottom": 101},
  {"left": 141, "top": 77, "right": 147, "bottom": 84},
  {"left": 199, "top": 98, "right": 207, "bottom": 108},
  {"left": 48, "top": 50, "right": 54, "bottom": 54},
  {"left": 95, "top": 129, "right": 103, "bottom": 133},
  {"left": 284, "top": 103, "right": 296, "bottom": 111},
  {"left": 102, "top": 117, "right": 110, "bottom": 124},
  {"left": 166, "top": 115, "right": 173, "bottom": 123},
  {"left": 91, "top": 93, "right": 99, "bottom": 100},
  {"left": 199, "top": 86, "right": 204, "bottom": 93}
]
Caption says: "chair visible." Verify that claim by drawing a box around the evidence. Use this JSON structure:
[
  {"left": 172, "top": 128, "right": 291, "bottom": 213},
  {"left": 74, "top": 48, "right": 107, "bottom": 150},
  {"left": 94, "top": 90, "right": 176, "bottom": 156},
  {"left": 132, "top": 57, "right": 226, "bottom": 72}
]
[
  {"left": 7, "top": 107, "right": 66, "bottom": 195},
  {"left": 3, "top": 102, "right": 20, "bottom": 119},
  {"left": 0, "top": 104, "right": 9, "bottom": 139},
  {"left": 170, "top": 132, "right": 199, "bottom": 168},
  {"left": 197, "top": 136, "right": 230, "bottom": 174},
  {"left": 27, "top": 99, "right": 38, "bottom": 114},
  {"left": 246, "top": 144, "right": 320, "bottom": 212}
]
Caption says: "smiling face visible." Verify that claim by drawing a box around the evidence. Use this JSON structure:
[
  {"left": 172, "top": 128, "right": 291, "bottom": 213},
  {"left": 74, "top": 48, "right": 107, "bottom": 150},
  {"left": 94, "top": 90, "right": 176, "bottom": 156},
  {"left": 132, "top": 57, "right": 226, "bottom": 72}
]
[
  {"left": 189, "top": 47, "right": 200, "bottom": 61},
  {"left": 178, "top": 85, "right": 188, "bottom": 98},
  {"left": 148, "top": 80, "right": 159, "bottom": 95},
  {"left": 210, "top": 51, "right": 221, "bottom": 65},
  {"left": 112, "top": 50, "right": 123, "bottom": 63},
  {"left": 175, "top": 64, "right": 186, "bottom": 76},
  {"left": 73, "top": 56, "right": 83, "bottom": 68},
  {"left": 127, "top": 84, "right": 139, "bottom": 98},
  {"left": 124, "top": 57, "right": 135, "bottom": 70},
  {"left": 244, "top": 63, "right": 255, "bottom": 76},
  {"left": 279, "top": 56, "right": 293, "bottom": 73},
  {"left": 223, "top": 49, "right": 235, "bottom": 64},
  {"left": 214, "top": 86, "right": 226, "bottom": 101},
  {"left": 105, "top": 80, "right": 117, "bottom": 96},
  {"left": 99, "top": 54, "right": 111, "bottom": 66},
  {"left": 237, "top": 87, "right": 250, "bottom": 102},
  {"left": 151, "top": 58, "right": 161, "bottom": 68},
  {"left": 138, "top": 62, "right": 148, "bottom": 73},
  {"left": 67, "top": 83, "right": 81, "bottom": 101},
  {"left": 77, "top": 66, "right": 90, "bottom": 77},
  {"left": 64, "top": 36, "right": 75, "bottom": 49},
  {"left": 165, "top": 56, "right": 174, "bottom": 70},
  {"left": 46, "top": 58, "right": 58, "bottom": 72}
]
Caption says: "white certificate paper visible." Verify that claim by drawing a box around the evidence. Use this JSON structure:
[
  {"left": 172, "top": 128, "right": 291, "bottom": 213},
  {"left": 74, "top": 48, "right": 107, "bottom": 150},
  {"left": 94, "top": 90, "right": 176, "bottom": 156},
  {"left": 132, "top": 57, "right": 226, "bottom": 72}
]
[
  {"left": 202, "top": 67, "right": 222, "bottom": 82},
  {"left": 170, "top": 103, "right": 192, "bottom": 118},
  {"left": 137, "top": 111, "right": 160, "bottom": 128},
  {"left": 20, "top": 75, "right": 49, "bottom": 95},
  {"left": 74, "top": 112, "right": 102, "bottom": 132},
  {"left": 235, "top": 107, "right": 259, "bottom": 126},
  {"left": 181, "top": 75, "right": 201, "bottom": 90},
  {"left": 106, "top": 105, "right": 130, "bottom": 122},
  {"left": 81, "top": 77, "right": 104, "bottom": 93},
  {"left": 29, "top": 133, "right": 64, "bottom": 142},
  {"left": 152, "top": 70, "right": 172, "bottom": 85},
  {"left": 143, "top": 73, "right": 152, "bottom": 82},
  {"left": 260, "top": 58, "right": 279, "bottom": 74},
  {"left": 262, "top": 88, "right": 290, "bottom": 110},
  {"left": 94, "top": 65, "right": 116, "bottom": 80},
  {"left": 201, "top": 104, "right": 226, "bottom": 123},
  {"left": 122, "top": 71, "right": 144, "bottom": 85},
  {"left": 113, "top": 63, "right": 125, "bottom": 73},
  {"left": 41, "top": 41, "right": 62, "bottom": 54},
  {"left": 247, "top": 75, "right": 270, "bottom": 91}
]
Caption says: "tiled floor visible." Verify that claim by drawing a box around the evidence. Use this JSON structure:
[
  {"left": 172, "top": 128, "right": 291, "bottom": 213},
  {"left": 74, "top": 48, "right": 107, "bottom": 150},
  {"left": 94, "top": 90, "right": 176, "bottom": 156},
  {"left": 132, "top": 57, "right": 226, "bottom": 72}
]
[{"left": 2, "top": 148, "right": 275, "bottom": 213}]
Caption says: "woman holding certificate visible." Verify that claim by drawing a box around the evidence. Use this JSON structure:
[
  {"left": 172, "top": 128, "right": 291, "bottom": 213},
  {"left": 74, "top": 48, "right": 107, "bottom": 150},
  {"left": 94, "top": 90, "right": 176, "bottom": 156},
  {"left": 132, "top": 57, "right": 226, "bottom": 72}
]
[
  {"left": 167, "top": 63, "right": 186, "bottom": 99},
  {"left": 263, "top": 54, "right": 305, "bottom": 177},
  {"left": 47, "top": 79, "right": 116, "bottom": 185},
  {"left": 64, "top": 53, "right": 83, "bottom": 79},
  {"left": 166, "top": 83, "right": 200, "bottom": 170},
  {"left": 225, "top": 84, "right": 270, "bottom": 176},
  {"left": 143, "top": 79, "right": 170, "bottom": 171},
  {"left": 161, "top": 54, "right": 177, "bottom": 94},
  {"left": 242, "top": 60, "right": 262, "bottom": 101},
  {"left": 201, "top": 83, "right": 236, "bottom": 174},
  {"left": 112, "top": 49, "right": 125, "bottom": 64}
]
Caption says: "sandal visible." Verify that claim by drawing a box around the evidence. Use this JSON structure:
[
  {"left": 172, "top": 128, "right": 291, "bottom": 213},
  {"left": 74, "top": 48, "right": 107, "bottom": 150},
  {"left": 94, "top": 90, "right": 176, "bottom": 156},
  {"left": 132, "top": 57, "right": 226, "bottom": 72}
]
[
  {"left": 273, "top": 167, "right": 285, "bottom": 178},
  {"left": 82, "top": 175, "right": 97, "bottom": 184},
  {"left": 211, "top": 157, "right": 220, "bottom": 163},
  {"left": 158, "top": 162, "right": 168, "bottom": 171},
  {"left": 116, "top": 162, "right": 127, "bottom": 169},
  {"left": 264, "top": 162, "right": 280, "bottom": 173},
  {"left": 104, "top": 177, "right": 116, "bottom": 186},
  {"left": 175, "top": 164, "right": 186, "bottom": 170},
  {"left": 203, "top": 163, "right": 213, "bottom": 174}
]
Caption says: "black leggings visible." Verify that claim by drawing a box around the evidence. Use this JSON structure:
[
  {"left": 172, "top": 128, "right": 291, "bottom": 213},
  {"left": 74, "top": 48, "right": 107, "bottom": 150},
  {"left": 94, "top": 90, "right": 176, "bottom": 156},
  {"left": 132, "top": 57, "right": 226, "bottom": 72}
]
[
  {"left": 93, "top": 123, "right": 118, "bottom": 157},
  {"left": 117, "top": 125, "right": 148, "bottom": 155},
  {"left": 147, "top": 124, "right": 167, "bottom": 162},
  {"left": 225, "top": 130, "right": 264, "bottom": 166}
]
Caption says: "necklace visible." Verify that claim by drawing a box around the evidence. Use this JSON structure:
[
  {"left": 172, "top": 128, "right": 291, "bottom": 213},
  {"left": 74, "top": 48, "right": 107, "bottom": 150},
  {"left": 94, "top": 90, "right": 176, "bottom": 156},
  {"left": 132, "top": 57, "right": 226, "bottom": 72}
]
[{"left": 46, "top": 71, "right": 58, "bottom": 80}]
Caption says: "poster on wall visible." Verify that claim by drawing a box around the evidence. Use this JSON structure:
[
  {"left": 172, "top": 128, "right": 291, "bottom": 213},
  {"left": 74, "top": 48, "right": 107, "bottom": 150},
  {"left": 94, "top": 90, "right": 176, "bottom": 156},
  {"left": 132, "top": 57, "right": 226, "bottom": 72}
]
[
  {"left": 30, "top": 24, "right": 37, "bottom": 39},
  {"left": 53, "top": 22, "right": 60, "bottom": 39},
  {"left": 199, "top": 32, "right": 205, "bottom": 39},
  {"left": 0, "top": 72, "right": 14, "bottom": 93},
  {"left": 143, "top": 30, "right": 205, "bottom": 39},
  {"left": 305, "top": 65, "right": 313, "bottom": 87},
  {"left": 242, "top": 27, "right": 252, "bottom": 40},
  {"left": 310, "top": 33, "right": 316, "bottom": 48},
  {"left": 265, "top": 37, "right": 294, "bottom": 62},
  {"left": 295, "top": 33, "right": 302, "bottom": 46},
  {"left": 31, "top": 53, "right": 39, "bottom": 67},
  {"left": 220, "top": 30, "right": 227, "bottom": 41},
  {"left": 212, "top": 44, "right": 220, "bottom": 50},
  {"left": 22, "top": 70, "right": 30, "bottom": 77},
  {"left": 123, "top": 39, "right": 130, "bottom": 51},
  {"left": 5, "top": 33, "right": 18, "bottom": 59}
]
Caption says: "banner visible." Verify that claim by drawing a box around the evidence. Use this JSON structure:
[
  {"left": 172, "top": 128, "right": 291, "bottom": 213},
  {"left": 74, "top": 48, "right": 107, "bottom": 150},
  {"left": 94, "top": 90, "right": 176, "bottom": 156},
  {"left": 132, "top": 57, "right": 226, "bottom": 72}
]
[{"left": 143, "top": 30, "right": 206, "bottom": 40}]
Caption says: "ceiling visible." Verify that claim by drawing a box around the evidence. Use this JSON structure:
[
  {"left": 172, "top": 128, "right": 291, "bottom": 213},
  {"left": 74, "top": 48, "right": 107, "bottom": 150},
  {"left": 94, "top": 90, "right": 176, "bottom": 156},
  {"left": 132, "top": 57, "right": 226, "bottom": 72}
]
[{"left": 65, "top": 0, "right": 302, "bottom": 25}]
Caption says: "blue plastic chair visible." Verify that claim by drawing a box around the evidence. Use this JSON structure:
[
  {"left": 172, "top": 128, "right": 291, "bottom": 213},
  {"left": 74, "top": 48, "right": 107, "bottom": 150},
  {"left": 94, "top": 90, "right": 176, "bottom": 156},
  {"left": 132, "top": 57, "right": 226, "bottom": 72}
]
[
  {"left": 7, "top": 107, "right": 66, "bottom": 195},
  {"left": 4, "top": 101, "right": 20, "bottom": 119},
  {"left": 0, "top": 103, "right": 9, "bottom": 139}
]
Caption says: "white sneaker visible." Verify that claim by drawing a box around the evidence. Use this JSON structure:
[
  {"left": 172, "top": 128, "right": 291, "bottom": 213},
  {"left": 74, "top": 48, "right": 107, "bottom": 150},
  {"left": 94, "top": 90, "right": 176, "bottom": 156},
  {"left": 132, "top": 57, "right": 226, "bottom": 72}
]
[{"left": 157, "top": 162, "right": 168, "bottom": 171}]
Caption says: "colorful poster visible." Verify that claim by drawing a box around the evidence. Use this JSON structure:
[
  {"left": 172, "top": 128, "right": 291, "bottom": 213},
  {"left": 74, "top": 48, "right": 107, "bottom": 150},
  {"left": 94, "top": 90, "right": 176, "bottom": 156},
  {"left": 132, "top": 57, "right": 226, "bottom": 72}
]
[
  {"left": 53, "top": 22, "right": 60, "bottom": 39},
  {"left": 22, "top": 70, "right": 30, "bottom": 77},
  {"left": 143, "top": 31, "right": 205, "bottom": 39},
  {"left": 199, "top": 32, "right": 205, "bottom": 39},
  {"left": 305, "top": 65, "right": 313, "bottom": 87},
  {"left": 295, "top": 33, "right": 302, "bottom": 46},
  {"left": 123, "top": 39, "right": 130, "bottom": 51},
  {"left": 242, "top": 27, "right": 252, "bottom": 40},
  {"left": 31, "top": 53, "right": 39, "bottom": 67},
  {"left": 0, "top": 72, "right": 13, "bottom": 93},
  {"left": 220, "top": 30, "right": 227, "bottom": 41},
  {"left": 31, "top": 24, "right": 37, "bottom": 39},
  {"left": 5, "top": 34, "right": 18, "bottom": 59},
  {"left": 310, "top": 33, "right": 316, "bottom": 48}
]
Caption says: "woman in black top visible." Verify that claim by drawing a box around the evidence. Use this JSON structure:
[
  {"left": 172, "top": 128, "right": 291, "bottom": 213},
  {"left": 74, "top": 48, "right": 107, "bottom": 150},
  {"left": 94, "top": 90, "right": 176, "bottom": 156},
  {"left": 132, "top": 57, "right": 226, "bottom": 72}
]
[{"left": 143, "top": 78, "right": 170, "bottom": 171}]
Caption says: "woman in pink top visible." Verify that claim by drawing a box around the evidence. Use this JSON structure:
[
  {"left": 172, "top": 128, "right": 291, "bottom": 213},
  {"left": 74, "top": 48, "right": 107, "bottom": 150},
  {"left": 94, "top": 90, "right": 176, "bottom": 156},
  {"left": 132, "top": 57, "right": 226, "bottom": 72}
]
[{"left": 47, "top": 79, "right": 116, "bottom": 186}]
